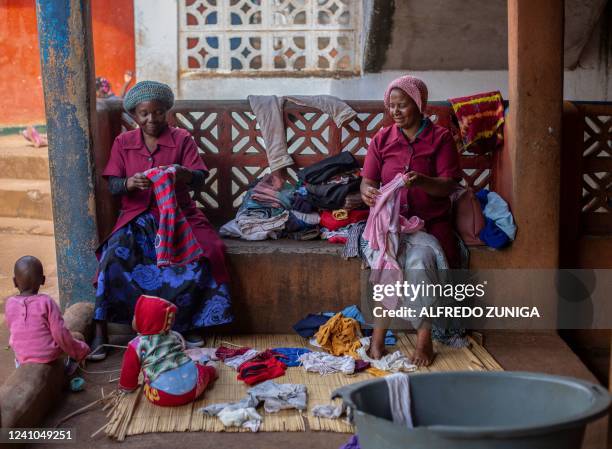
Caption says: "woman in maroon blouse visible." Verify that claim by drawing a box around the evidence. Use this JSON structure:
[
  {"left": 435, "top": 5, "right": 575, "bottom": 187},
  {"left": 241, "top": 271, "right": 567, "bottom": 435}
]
[
  {"left": 89, "top": 81, "right": 232, "bottom": 360},
  {"left": 360, "top": 75, "right": 462, "bottom": 366}
]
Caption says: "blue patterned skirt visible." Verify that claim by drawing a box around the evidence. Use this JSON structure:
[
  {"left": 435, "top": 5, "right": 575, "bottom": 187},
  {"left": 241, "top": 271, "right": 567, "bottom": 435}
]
[{"left": 94, "top": 212, "right": 233, "bottom": 333}]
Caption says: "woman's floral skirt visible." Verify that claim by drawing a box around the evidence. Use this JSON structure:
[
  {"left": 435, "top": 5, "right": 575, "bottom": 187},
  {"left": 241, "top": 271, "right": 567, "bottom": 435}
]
[{"left": 94, "top": 212, "right": 233, "bottom": 332}]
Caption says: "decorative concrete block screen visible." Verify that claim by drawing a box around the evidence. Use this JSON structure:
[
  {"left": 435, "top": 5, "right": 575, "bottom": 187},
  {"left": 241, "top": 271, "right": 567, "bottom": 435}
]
[
  {"left": 179, "top": 0, "right": 361, "bottom": 75},
  {"left": 578, "top": 103, "right": 612, "bottom": 235},
  {"left": 117, "top": 100, "right": 494, "bottom": 226}
]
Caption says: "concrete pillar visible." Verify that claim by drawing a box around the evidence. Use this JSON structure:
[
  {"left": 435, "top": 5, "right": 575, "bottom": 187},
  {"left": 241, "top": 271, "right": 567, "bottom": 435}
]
[
  {"left": 35, "top": 0, "right": 99, "bottom": 307},
  {"left": 507, "top": 0, "right": 563, "bottom": 268}
]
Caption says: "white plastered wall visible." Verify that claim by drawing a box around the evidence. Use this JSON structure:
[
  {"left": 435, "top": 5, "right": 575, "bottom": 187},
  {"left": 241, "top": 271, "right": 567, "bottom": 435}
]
[{"left": 134, "top": 0, "right": 611, "bottom": 102}]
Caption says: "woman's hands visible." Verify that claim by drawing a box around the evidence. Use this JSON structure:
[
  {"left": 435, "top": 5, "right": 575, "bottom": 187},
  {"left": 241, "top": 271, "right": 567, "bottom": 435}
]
[
  {"left": 404, "top": 169, "right": 458, "bottom": 197},
  {"left": 126, "top": 173, "right": 151, "bottom": 191},
  {"left": 343, "top": 191, "right": 365, "bottom": 210},
  {"left": 173, "top": 165, "right": 193, "bottom": 185},
  {"left": 360, "top": 178, "right": 381, "bottom": 207},
  {"left": 405, "top": 170, "right": 426, "bottom": 188},
  {"left": 126, "top": 166, "right": 193, "bottom": 191}
]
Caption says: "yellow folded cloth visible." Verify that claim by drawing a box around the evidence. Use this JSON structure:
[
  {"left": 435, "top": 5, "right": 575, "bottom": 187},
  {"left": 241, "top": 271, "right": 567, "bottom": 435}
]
[
  {"left": 315, "top": 313, "right": 362, "bottom": 357},
  {"left": 332, "top": 209, "right": 348, "bottom": 220}
]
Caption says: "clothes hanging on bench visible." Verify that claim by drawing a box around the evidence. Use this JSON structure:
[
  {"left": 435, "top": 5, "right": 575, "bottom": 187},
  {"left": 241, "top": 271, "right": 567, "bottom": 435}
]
[
  {"left": 449, "top": 91, "right": 505, "bottom": 154},
  {"left": 248, "top": 95, "right": 356, "bottom": 172},
  {"left": 342, "top": 221, "right": 367, "bottom": 259}
]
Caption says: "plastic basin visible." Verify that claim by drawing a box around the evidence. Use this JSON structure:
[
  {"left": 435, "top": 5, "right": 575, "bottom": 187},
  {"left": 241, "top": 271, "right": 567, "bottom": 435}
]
[{"left": 333, "top": 371, "right": 611, "bottom": 449}]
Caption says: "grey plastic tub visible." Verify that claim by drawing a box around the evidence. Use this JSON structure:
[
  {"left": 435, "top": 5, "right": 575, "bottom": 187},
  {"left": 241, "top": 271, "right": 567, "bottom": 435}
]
[{"left": 333, "top": 371, "right": 610, "bottom": 449}]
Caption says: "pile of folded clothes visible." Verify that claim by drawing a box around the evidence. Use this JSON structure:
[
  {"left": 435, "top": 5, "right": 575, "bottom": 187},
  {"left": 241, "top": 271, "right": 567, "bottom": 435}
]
[
  {"left": 220, "top": 173, "right": 321, "bottom": 241},
  {"left": 221, "top": 152, "right": 370, "bottom": 250},
  {"left": 297, "top": 152, "right": 362, "bottom": 211},
  {"left": 296, "top": 152, "right": 369, "bottom": 249}
]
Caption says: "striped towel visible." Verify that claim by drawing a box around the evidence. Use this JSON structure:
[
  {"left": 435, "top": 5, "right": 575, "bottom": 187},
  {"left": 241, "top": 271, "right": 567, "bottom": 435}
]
[
  {"left": 449, "top": 91, "right": 505, "bottom": 154},
  {"left": 144, "top": 166, "right": 203, "bottom": 266}
]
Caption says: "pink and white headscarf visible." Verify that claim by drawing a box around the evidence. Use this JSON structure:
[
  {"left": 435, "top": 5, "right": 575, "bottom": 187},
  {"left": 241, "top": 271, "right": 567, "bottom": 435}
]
[{"left": 383, "top": 75, "right": 428, "bottom": 113}]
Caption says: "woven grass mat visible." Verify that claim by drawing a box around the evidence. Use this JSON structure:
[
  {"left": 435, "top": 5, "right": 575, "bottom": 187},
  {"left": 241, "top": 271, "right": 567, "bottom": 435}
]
[{"left": 106, "top": 333, "right": 502, "bottom": 440}]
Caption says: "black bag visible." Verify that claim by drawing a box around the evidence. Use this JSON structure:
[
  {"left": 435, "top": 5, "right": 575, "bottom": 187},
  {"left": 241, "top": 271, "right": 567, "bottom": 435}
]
[{"left": 297, "top": 152, "right": 359, "bottom": 185}]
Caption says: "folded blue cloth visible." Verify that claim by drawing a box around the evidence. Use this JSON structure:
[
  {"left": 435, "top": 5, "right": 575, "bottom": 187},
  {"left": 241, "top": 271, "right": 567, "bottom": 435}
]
[
  {"left": 292, "top": 314, "right": 330, "bottom": 338},
  {"left": 475, "top": 189, "right": 516, "bottom": 245},
  {"left": 482, "top": 191, "right": 516, "bottom": 240},
  {"left": 479, "top": 217, "right": 510, "bottom": 249},
  {"left": 476, "top": 188, "right": 489, "bottom": 209},
  {"left": 272, "top": 347, "right": 312, "bottom": 367},
  {"left": 285, "top": 212, "right": 315, "bottom": 233}
]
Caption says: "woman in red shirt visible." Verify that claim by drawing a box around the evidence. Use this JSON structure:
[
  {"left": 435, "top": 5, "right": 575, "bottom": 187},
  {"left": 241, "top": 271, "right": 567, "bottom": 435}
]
[
  {"left": 89, "top": 81, "right": 233, "bottom": 360},
  {"left": 360, "top": 75, "right": 462, "bottom": 366}
]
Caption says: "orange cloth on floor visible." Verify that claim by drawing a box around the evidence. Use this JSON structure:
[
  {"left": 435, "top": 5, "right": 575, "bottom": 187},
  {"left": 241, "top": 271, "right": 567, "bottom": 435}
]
[
  {"left": 366, "top": 367, "right": 390, "bottom": 377},
  {"left": 314, "top": 313, "right": 362, "bottom": 357}
]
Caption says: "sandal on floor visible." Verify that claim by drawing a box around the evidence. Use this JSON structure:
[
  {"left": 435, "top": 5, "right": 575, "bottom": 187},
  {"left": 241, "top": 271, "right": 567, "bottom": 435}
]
[{"left": 87, "top": 337, "right": 108, "bottom": 361}]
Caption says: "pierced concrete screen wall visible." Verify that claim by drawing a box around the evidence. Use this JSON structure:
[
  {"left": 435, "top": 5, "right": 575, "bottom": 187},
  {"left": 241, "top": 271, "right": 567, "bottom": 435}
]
[{"left": 179, "top": 0, "right": 361, "bottom": 76}]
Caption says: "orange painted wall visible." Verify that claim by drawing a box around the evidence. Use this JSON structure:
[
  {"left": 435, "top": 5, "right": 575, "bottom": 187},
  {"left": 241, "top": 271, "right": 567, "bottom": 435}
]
[
  {"left": 0, "top": 0, "right": 43, "bottom": 126},
  {"left": 0, "top": 0, "right": 135, "bottom": 127}
]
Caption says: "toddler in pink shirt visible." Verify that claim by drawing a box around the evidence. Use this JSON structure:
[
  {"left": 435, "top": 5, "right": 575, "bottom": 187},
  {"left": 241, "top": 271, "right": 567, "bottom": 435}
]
[{"left": 4, "top": 256, "right": 90, "bottom": 365}]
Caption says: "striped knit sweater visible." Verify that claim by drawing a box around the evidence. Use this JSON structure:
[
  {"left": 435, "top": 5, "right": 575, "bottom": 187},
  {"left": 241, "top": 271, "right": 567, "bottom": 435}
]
[{"left": 144, "top": 166, "right": 204, "bottom": 266}]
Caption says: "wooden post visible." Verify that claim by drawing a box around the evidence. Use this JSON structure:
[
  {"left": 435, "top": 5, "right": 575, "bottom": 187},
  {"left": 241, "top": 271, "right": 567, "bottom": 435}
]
[
  {"left": 507, "top": 0, "right": 564, "bottom": 269},
  {"left": 35, "top": 0, "right": 98, "bottom": 307}
]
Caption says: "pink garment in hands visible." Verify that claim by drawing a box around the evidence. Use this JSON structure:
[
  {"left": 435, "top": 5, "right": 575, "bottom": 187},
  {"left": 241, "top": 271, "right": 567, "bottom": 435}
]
[{"left": 363, "top": 173, "right": 424, "bottom": 307}]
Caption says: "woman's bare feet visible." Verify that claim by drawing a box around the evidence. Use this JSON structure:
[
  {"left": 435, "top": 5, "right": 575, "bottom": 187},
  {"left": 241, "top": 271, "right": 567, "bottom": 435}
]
[
  {"left": 367, "top": 328, "right": 388, "bottom": 360},
  {"left": 412, "top": 327, "right": 435, "bottom": 367}
]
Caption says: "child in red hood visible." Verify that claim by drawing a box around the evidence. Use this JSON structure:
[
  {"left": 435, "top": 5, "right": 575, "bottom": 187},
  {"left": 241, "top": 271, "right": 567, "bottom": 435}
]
[{"left": 118, "top": 295, "right": 217, "bottom": 406}]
